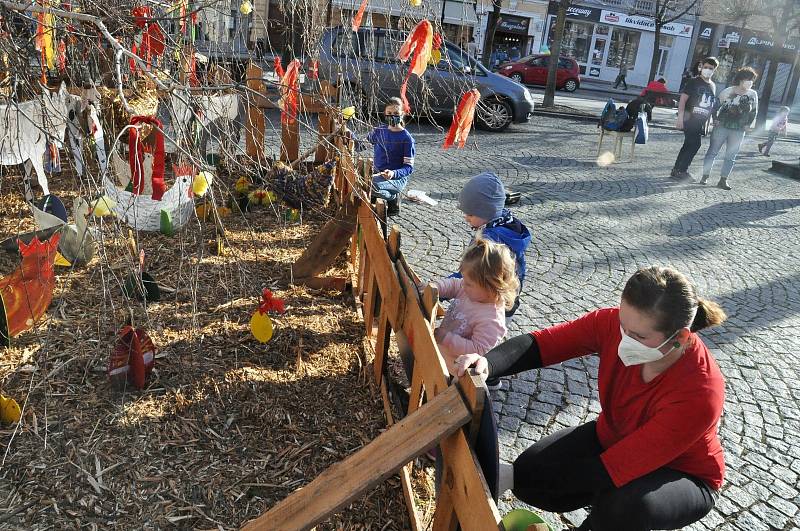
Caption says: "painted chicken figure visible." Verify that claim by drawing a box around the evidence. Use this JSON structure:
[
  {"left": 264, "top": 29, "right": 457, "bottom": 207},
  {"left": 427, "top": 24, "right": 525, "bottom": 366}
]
[{"left": 0, "top": 235, "right": 63, "bottom": 346}]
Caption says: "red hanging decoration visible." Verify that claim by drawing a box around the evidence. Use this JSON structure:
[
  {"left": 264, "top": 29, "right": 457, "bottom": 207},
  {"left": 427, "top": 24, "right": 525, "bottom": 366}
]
[
  {"left": 258, "top": 289, "right": 286, "bottom": 315},
  {"left": 443, "top": 88, "right": 480, "bottom": 149},
  {"left": 56, "top": 39, "right": 66, "bottom": 72},
  {"left": 129, "top": 116, "right": 166, "bottom": 200},
  {"left": 396, "top": 20, "right": 433, "bottom": 113},
  {"left": 280, "top": 59, "right": 301, "bottom": 125},
  {"left": 351, "top": 0, "right": 369, "bottom": 32},
  {"left": 274, "top": 56, "right": 285, "bottom": 79},
  {"left": 308, "top": 59, "right": 319, "bottom": 80},
  {"left": 108, "top": 326, "right": 156, "bottom": 390},
  {"left": 433, "top": 33, "right": 443, "bottom": 51}
]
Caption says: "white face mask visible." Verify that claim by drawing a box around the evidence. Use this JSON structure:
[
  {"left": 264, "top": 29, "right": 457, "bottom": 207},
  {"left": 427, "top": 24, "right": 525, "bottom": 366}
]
[
  {"left": 701, "top": 68, "right": 714, "bottom": 79},
  {"left": 741, "top": 80, "right": 754, "bottom": 90},
  {"left": 618, "top": 326, "right": 680, "bottom": 367}
]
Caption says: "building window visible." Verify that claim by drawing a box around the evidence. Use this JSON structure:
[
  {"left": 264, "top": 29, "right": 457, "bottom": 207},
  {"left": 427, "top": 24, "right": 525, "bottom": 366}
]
[
  {"left": 606, "top": 28, "right": 640, "bottom": 68},
  {"left": 559, "top": 20, "right": 593, "bottom": 64},
  {"left": 657, "top": 34, "right": 674, "bottom": 76}
]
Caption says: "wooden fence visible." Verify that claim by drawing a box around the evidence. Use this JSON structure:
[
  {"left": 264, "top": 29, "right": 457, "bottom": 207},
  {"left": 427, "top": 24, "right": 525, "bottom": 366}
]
[{"left": 242, "top": 116, "right": 500, "bottom": 530}]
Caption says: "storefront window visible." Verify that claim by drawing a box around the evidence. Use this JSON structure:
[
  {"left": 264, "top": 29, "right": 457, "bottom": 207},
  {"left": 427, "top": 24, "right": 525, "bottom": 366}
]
[
  {"left": 559, "top": 20, "right": 592, "bottom": 63},
  {"left": 606, "top": 28, "right": 640, "bottom": 68}
]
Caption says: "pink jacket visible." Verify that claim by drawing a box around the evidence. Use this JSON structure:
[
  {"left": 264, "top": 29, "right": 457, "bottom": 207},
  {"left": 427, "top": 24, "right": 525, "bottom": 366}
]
[{"left": 433, "top": 278, "right": 506, "bottom": 374}]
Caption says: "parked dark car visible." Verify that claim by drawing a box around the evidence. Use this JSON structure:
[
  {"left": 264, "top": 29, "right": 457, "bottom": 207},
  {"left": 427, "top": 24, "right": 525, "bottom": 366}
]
[
  {"left": 497, "top": 55, "right": 581, "bottom": 92},
  {"left": 318, "top": 27, "right": 535, "bottom": 132}
]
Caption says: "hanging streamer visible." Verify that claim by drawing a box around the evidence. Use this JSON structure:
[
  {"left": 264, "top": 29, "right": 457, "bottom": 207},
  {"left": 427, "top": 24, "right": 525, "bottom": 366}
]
[
  {"left": 396, "top": 20, "right": 433, "bottom": 113},
  {"left": 274, "top": 56, "right": 284, "bottom": 79},
  {"left": 351, "top": 0, "right": 369, "bottom": 32},
  {"left": 443, "top": 88, "right": 480, "bottom": 149},
  {"left": 280, "top": 59, "right": 301, "bottom": 125},
  {"left": 129, "top": 116, "right": 166, "bottom": 200}
]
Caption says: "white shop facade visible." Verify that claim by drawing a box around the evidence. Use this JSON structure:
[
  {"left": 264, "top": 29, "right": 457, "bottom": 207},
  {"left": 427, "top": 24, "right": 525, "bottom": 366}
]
[{"left": 544, "top": 2, "right": 693, "bottom": 90}]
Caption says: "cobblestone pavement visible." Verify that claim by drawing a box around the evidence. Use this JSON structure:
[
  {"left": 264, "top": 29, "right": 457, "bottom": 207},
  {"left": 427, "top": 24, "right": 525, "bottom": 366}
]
[{"left": 395, "top": 116, "right": 800, "bottom": 531}]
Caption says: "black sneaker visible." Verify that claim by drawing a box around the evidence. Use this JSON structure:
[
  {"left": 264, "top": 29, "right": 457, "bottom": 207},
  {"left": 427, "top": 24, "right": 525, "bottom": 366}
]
[
  {"left": 717, "top": 180, "right": 732, "bottom": 191},
  {"left": 675, "top": 171, "right": 695, "bottom": 182},
  {"left": 699, "top": 175, "right": 709, "bottom": 185},
  {"left": 387, "top": 196, "right": 401, "bottom": 216}
]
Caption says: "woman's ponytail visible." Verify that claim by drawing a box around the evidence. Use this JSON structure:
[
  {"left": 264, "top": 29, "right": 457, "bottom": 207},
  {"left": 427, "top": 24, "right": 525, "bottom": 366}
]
[{"left": 691, "top": 298, "right": 727, "bottom": 332}]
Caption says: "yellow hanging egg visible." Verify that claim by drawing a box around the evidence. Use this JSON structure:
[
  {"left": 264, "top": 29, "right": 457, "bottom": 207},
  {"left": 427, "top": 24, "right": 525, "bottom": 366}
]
[
  {"left": 409, "top": 0, "right": 422, "bottom": 6},
  {"left": 239, "top": 0, "right": 253, "bottom": 15},
  {"left": 0, "top": 395, "right": 22, "bottom": 425},
  {"left": 341, "top": 106, "right": 356, "bottom": 120},
  {"left": 430, "top": 49, "right": 442, "bottom": 65},
  {"left": 193, "top": 172, "right": 214, "bottom": 197},
  {"left": 250, "top": 311, "right": 273, "bottom": 343},
  {"left": 91, "top": 195, "right": 117, "bottom": 217}
]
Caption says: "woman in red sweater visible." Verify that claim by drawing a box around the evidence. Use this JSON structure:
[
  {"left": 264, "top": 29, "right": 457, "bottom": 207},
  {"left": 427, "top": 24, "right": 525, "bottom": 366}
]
[{"left": 455, "top": 266, "right": 726, "bottom": 531}]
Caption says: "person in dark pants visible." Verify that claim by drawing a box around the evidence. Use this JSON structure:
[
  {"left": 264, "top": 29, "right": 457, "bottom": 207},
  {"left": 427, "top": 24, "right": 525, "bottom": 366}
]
[
  {"left": 671, "top": 57, "right": 719, "bottom": 182},
  {"left": 613, "top": 62, "right": 628, "bottom": 90},
  {"left": 455, "top": 266, "right": 727, "bottom": 531}
]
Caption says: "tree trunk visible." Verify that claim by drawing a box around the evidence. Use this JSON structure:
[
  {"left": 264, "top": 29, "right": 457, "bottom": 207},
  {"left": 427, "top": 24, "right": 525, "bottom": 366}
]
[
  {"left": 756, "top": 56, "right": 780, "bottom": 128},
  {"left": 543, "top": 0, "right": 570, "bottom": 107},
  {"left": 480, "top": 0, "right": 502, "bottom": 68},
  {"left": 649, "top": 24, "right": 661, "bottom": 83}
]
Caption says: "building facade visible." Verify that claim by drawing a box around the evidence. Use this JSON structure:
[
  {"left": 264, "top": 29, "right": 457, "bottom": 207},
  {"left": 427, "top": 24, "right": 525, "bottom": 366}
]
[{"left": 543, "top": 1, "right": 694, "bottom": 90}]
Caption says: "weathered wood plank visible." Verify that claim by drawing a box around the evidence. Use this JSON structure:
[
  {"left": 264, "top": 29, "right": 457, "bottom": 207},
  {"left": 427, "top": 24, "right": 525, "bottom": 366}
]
[
  {"left": 291, "top": 197, "right": 361, "bottom": 280},
  {"left": 242, "top": 385, "right": 472, "bottom": 531}
]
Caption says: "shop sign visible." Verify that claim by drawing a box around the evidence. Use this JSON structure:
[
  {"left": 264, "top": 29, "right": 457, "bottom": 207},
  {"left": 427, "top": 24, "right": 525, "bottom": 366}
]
[
  {"left": 589, "top": 67, "right": 601, "bottom": 77},
  {"left": 547, "top": 2, "right": 602, "bottom": 22},
  {"left": 698, "top": 21, "right": 716, "bottom": 41},
  {"left": 717, "top": 38, "right": 729, "bottom": 49},
  {"left": 723, "top": 25, "right": 799, "bottom": 52},
  {"left": 599, "top": 10, "right": 693, "bottom": 38},
  {"left": 497, "top": 15, "right": 529, "bottom": 34}
]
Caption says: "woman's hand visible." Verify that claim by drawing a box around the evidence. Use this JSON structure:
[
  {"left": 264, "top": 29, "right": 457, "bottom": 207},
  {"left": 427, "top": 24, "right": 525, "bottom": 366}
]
[
  {"left": 454, "top": 353, "right": 488, "bottom": 380},
  {"left": 676, "top": 117, "right": 684, "bottom": 130},
  {"left": 381, "top": 169, "right": 395, "bottom": 180}
]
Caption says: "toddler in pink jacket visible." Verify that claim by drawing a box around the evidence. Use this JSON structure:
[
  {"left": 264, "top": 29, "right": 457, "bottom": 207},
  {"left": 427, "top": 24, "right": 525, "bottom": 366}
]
[{"left": 426, "top": 238, "right": 519, "bottom": 378}]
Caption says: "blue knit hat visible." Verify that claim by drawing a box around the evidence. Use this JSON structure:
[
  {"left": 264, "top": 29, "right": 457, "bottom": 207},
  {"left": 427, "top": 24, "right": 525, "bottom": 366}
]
[{"left": 458, "top": 172, "right": 506, "bottom": 221}]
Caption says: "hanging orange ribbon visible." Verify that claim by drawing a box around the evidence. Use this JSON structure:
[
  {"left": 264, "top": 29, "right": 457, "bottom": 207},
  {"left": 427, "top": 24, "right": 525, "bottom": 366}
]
[
  {"left": 352, "top": 0, "right": 369, "bottom": 32},
  {"left": 396, "top": 20, "right": 433, "bottom": 113},
  {"left": 280, "top": 59, "right": 300, "bottom": 125},
  {"left": 274, "top": 56, "right": 285, "bottom": 78},
  {"left": 443, "top": 88, "right": 480, "bottom": 149}
]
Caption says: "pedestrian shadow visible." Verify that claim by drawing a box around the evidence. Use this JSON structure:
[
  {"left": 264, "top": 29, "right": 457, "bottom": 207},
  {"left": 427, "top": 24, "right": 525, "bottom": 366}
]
[{"left": 666, "top": 199, "right": 800, "bottom": 236}]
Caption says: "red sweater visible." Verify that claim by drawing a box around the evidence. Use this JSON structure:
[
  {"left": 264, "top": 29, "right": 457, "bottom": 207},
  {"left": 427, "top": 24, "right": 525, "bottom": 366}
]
[{"left": 532, "top": 307, "right": 725, "bottom": 490}]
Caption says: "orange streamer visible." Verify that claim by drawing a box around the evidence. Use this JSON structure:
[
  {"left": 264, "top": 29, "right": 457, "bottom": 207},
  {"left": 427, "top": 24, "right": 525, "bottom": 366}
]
[
  {"left": 396, "top": 20, "right": 433, "bottom": 113},
  {"left": 351, "top": 0, "right": 369, "bottom": 32},
  {"left": 280, "top": 59, "right": 301, "bottom": 125},
  {"left": 443, "top": 88, "right": 480, "bottom": 149}
]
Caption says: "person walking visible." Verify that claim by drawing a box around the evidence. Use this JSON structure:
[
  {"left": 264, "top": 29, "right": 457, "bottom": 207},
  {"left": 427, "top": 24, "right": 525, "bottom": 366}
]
[
  {"left": 455, "top": 266, "right": 727, "bottom": 531},
  {"left": 700, "top": 67, "right": 759, "bottom": 190},
  {"left": 758, "top": 106, "right": 790, "bottom": 157},
  {"left": 614, "top": 62, "right": 629, "bottom": 90},
  {"left": 671, "top": 57, "right": 719, "bottom": 182}
]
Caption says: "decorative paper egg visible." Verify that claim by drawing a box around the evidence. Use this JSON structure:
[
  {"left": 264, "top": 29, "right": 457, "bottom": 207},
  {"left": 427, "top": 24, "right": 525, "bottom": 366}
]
[
  {"left": 409, "top": 0, "right": 422, "bottom": 6},
  {"left": 341, "top": 106, "right": 356, "bottom": 120},
  {"left": 430, "top": 49, "right": 442, "bottom": 65},
  {"left": 239, "top": 0, "right": 253, "bottom": 15},
  {"left": 193, "top": 172, "right": 214, "bottom": 197},
  {"left": 250, "top": 311, "right": 273, "bottom": 343},
  {"left": 0, "top": 395, "right": 22, "bottom": 425},
  {"left": 91, "top": 195, "right": 117, "bottom": 217}
]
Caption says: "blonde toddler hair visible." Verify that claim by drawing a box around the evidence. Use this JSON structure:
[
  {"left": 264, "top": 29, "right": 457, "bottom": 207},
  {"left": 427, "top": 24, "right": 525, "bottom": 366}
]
[{"left": 459, "top": 237, "right": 520, "bottom": 310}]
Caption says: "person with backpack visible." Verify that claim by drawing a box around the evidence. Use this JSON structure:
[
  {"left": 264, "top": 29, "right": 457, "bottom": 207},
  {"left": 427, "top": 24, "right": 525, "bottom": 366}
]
[
  {"left": 700, "top": 67, "right": 759, "bottom": 190},
  {"left": 671, "top": 57, "right": 719, "bottom": 182}
]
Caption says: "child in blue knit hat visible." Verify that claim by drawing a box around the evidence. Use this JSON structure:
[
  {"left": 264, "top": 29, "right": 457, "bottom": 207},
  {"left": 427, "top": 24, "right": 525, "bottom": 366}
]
[{"left": 454, "top": 172, "right": 531, "bottom": 318}]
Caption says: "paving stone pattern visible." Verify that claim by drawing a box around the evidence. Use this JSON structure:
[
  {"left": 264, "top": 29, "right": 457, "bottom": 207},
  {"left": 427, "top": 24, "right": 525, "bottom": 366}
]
[{"left": 396, "top": 117, "right": 800, "bottom": 530}]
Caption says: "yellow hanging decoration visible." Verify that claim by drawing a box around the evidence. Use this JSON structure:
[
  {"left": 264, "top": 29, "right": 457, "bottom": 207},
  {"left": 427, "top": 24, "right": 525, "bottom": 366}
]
[
  {"left": 193, "top": 172, "right": 214, "bottom": 197},
  {"left": 0, "top": 395, "right": 22, "bottom": 425},
  {"left": 409, "top": 0, "right": 422, "bottom": 6},
  {"left": 341, "top": 106, "right": 356, "bottom": 120},
  {"left": 240, "top": 0, "right": 253, "bottom": 15},
  {"left": 250, "top": 311, "right": 274, "bottom": 343},
  {"left": 430, "top": 48, "right": 442, "bottom": 65}
]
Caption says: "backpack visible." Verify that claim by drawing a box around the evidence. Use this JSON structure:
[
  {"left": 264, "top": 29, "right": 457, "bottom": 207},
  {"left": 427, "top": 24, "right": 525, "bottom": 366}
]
[{"left": 599, "top": 99, "right": 628, "bottom": 131}]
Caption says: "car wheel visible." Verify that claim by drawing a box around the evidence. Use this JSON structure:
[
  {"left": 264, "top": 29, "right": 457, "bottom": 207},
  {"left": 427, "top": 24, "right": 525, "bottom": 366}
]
[
  {"left": 510, "top": 73, "right": 524, "bottom": 83},
  {"left": 564, "top": 79, "right": 578, "bottom": 92},
  {"left": 476, "top": 97, "right": 513, "bottom": 132}
]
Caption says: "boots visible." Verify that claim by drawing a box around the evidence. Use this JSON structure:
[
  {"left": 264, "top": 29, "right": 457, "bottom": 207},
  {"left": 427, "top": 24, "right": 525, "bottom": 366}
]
[
  {"left": 717, "top": 178, "right": 731, "bottom": 191},
  {"left": 699, "top": 174, "right": 709, "bottom": 185}
]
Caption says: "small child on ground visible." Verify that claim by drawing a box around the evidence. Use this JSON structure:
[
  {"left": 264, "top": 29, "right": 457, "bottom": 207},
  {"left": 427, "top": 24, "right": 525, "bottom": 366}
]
[
  {"left": 758, "top": 106, "right": 790, "bottom": 157},
  {"left": 367, "top": 97, "right": 415, "bottom": 215},
  {"left": 455, "top": 172, "right": 531, "bottom": 318},
  {"left": 427, "top": 238, "right": 519, "bottom": 383}
]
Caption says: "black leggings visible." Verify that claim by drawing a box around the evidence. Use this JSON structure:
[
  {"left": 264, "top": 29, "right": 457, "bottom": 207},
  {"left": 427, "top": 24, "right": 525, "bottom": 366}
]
[{"left": 513, "top": 422, "right": 717, "bottom": 531}]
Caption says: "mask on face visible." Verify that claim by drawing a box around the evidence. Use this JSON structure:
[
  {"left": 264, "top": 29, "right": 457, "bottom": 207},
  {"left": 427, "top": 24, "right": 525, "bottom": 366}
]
[
  {"left": 741, "top": 80, "right": 754, "bottom": 90},
  {"left": 385, "top": 114, "right": 403, "bottom": 127},
  {"left": 701, "top": 68, "right": 714, "bottom": 79},
  {"left": 617, "top": 326, "right": 681, "bottom": 367}
]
